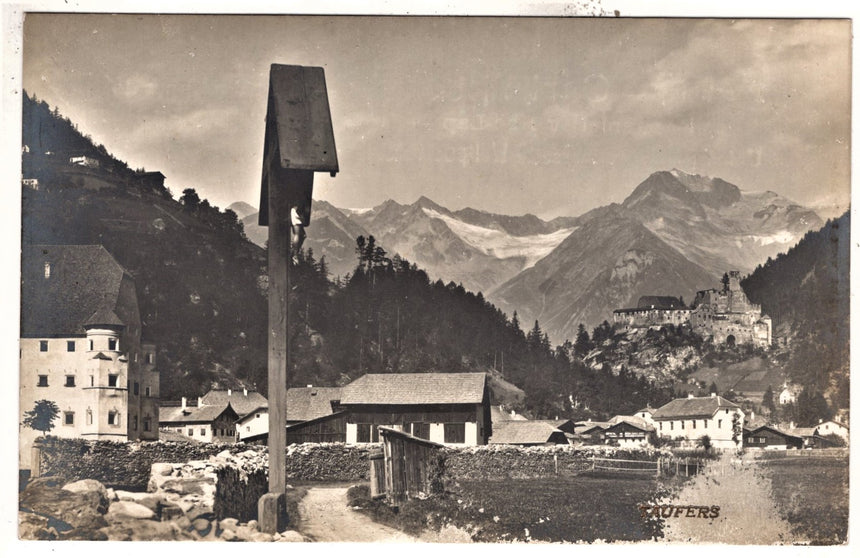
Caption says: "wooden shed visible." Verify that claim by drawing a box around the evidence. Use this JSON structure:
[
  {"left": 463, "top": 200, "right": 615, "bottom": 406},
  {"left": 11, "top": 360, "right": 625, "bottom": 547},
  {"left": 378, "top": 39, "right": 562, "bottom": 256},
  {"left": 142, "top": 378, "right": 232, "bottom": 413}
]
[{"left": 376, "top": 426, "right": 445, "bottom": 504}]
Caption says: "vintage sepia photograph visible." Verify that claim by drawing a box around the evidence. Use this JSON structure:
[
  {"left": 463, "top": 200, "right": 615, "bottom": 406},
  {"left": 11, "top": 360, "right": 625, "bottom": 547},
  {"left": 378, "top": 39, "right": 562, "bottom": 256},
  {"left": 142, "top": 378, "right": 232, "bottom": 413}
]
[{"left": 7, "top": 5, "right": 852, "bottom": 548}]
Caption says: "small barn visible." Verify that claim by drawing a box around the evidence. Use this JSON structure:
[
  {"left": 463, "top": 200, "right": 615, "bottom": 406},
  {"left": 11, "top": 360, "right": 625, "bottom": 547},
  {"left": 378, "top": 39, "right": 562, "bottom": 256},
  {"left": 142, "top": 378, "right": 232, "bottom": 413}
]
[
  {"left": 743, "top": 425, "right": 803, "bottom": 450},
  {"left": 489, "top": 420, "right": 569, "bottom": 446}
]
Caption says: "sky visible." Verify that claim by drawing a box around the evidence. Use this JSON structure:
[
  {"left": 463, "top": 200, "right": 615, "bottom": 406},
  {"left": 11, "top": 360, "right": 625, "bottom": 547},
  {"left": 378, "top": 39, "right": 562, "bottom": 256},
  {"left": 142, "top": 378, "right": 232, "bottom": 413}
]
[{"left": 20, "top": 14, "right": 852, "bottom": 219}]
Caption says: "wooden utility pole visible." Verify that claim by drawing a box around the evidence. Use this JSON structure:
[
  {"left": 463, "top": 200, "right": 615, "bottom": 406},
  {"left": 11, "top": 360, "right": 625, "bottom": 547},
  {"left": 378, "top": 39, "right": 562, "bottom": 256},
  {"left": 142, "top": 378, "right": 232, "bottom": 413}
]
[{"left": 257, "top": 64, "right": 338, "bottom": 534}]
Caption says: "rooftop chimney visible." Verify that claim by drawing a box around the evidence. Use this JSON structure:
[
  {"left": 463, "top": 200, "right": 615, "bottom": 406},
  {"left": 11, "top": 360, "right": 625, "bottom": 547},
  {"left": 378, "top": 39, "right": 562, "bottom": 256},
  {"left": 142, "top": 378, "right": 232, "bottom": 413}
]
[
  {"left": 198, "top": 396, "right": 203, "bottom": 407},
  {"left": 181, "top": 397, "right": 186, "bottom": 411},
  {"left": 711, "top": 392, "right": 716, "bottom": 398},
  {"left": 688, "top": 393, "right": 695, "bottom": 399},
  {"left": 227, "top": 389, "right": 232, "bottom": 396},
  {"left": 244, "top": 387, "right": 248, "bottom": 396}
]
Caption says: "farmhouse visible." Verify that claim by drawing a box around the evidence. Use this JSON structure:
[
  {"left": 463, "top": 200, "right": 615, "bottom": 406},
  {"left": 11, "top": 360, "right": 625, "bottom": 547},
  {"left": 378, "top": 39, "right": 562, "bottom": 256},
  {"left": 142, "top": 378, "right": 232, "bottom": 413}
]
[
  {"left": 815, "top": 419, "right": 849, "bottom": 443},
  {"left": 200, "top": 388, "right": 267, "bottom": 441},
  {"left": 652, "top": 394, "right": 744, "bottom": 449},
  {"left": 489, "top": 420, "right": 568, "bottom": 446},
  {"left": 159, "top": 398, "right": 239, "bottom": 443},
  {"left": 743, "top": 425, "right": 803, "bottom": 450},
  {"left": 603, "top": 419, "right": 654, "bottom": 448},
  {"left": 19, "top": 245, "right": 159, "bottom": 470},
  {"left": 339, "top": 372, "right": 491, "bottom": 446}
]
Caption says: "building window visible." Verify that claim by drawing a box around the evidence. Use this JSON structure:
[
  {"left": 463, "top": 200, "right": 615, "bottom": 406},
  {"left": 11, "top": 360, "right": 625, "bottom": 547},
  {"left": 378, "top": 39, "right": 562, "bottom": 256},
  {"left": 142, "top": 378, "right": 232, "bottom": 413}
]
[
  {"left": 86, "top": 408, "right": 93, "bottom": 425},
  {"left": 108, "top": 339, "right": 117, "bottom": 351},
  {"left": 692, "top": 420, "right": 696, "bottom": 429},
  {"left": 108, "top": 374, "right": 118, "bottom": 387},
  {"left": 704, "top": 420, "right": 708, "bottom": 428},
  {"left": 200, "top": 428, "right": 206, "bottom": 436},
  {"left": 145, "top": 386, "right": 151, "bottom": 397},
  {"left": 133, "top": 416, "right": 138, "bottom": 430},
  {"left": 256, "top": 413, "right": 261, "bottom": 419},
  {"left": 39, "top": 340, "right": 48, "bottom": 352},
  {"left": 64, "top": 375, "right": 75, "bottom": 387},
  {"left": 411, "top": 422, "right": 430, "bottom": 440},
  {"left": 64, "top": 412, "right": 74, "bottom": 425},
  {"left": 143, "top": 417, "right": 151, "bottom": 432},
  {"left": 356, "top": 424, "right": 379, "bottom": 443},
  {"left": 89, "top": 340, "right": 94, "bottom": 351},
  {"left": 133, "top": 382, "right": 139, "bottom": 395},
  {"left": 681, "top": 421, "right": 685, "bottom": 429},
  {"left": 670, "top": 421, "right": 673, "bottom": 431},
  {"left": 67, "top": 340, "right": 75, "bottom": 352},
  {"left": 147, "top": 353, "right": 154, "bottom": 364},
  {"left": 188, "top": 428, "right": 193, "bottom": 437},
  {"left": 37, "top": 375, "right": 48, "bottom": 387},
  {"left": 718, "top": 419, "right": 723, "bottom": 428},
  {"left": 444, "top": 423, "right": 466, "bottom": 444},
  {"left": 108, "top": 411, "right": 120, "bottom": 426},
  {"left": 246, "top": 426, "right": 250, "bottom": 432}
]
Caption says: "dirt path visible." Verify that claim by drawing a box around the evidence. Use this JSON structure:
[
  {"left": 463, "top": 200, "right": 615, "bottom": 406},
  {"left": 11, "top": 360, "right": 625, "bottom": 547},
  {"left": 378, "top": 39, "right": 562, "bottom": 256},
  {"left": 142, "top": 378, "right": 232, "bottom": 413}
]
[
  {"left": 297, "top": 486, "right": 419, "bottom": 543},
  {"left": 658, "top": 452, "right": 795, "bottom": 544}
]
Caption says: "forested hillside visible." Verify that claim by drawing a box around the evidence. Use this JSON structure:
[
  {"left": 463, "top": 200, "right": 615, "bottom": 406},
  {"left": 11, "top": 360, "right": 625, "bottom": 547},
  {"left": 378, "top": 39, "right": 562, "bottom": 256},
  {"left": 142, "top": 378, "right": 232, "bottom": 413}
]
[{"left": 742, "top": 212, "right": 850, "bottom": 412}]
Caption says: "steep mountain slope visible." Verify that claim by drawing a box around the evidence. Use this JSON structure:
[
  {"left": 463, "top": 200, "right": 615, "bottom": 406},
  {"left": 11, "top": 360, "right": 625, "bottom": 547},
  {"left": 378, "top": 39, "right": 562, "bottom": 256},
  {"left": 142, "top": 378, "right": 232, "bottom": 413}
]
[
  {"left": 21, "top": 93, "right": 269, "bottom": 398},
  {"left": 343, "top": 197, "right": 575, "bottom": 294},
  {"left": 241, "top": 200, "right": 371, "bottom": 279},
  {"left": 491, "top": 207, "right": 717, "bottom": 343},
  {"left": 623, "top": 169, "right": 823, "bottom": 277},
  {"left": 741, "top": 212, "right": 849, "bottom": 408}
]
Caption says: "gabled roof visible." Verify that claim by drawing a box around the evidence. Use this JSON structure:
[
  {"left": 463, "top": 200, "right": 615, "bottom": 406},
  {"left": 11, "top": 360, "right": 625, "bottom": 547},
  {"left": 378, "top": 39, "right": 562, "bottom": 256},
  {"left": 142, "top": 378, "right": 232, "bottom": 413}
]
[
  {"left": 340, "top": 373, "right": 487, "bottom": 405},
  {"left": 607, "top": 415, "right": 653, "bottom": 430},
  {"left": 159, "top": 402, "right": 239, "bottom": 425},
  {"left": 605, "top": 420, "right": 655, "bottom": 433},
  {"left": 652, "top": 395, "right": 740, "bottom": 420},
  {"left": 579, "top": 421, "right": 612, "bottom": 434},
  {"left": 286, "top": 387, "right": 341, "bottom": 422},
  {"left": 489, "top": 421, "right": 567, "bottom": 445},
  {"left": 200, "top": 389, "right": 268, "bottom": 417},
  {"left": 786, "top": 427, "right": 817, "bottom": 438},
  {"left": 21, "top": 245, "right": 134, "bottom": 336}
]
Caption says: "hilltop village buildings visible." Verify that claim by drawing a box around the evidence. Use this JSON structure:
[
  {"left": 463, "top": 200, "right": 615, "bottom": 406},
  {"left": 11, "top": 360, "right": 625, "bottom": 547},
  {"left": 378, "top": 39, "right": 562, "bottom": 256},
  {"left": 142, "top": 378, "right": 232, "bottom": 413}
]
[
  {"left": 613, "top": 270, "right": 772, "bottom": 347},
  {"left": 19, "top": 245, "right": 159, "bottom": 469}
]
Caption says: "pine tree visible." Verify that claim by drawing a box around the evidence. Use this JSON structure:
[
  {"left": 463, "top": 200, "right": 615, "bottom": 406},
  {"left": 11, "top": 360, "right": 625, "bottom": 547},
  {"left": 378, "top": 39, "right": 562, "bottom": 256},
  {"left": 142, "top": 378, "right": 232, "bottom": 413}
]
[{"left": 574, "top": 324, "right": 592, "bottom": 358}]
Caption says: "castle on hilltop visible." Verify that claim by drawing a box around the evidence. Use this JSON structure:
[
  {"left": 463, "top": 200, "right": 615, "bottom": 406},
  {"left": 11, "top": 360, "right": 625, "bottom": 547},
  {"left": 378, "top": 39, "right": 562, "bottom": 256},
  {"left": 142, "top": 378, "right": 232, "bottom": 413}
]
[{"left": 613, "top": 271, "right": 772, "bottom": 348}]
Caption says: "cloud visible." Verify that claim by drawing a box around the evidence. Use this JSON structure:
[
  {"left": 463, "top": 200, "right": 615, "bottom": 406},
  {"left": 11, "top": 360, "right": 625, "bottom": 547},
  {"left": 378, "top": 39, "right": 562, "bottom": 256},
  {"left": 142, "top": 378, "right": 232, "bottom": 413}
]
[{"left": 112, "top": 73, "right": 158, "bottom": 103}]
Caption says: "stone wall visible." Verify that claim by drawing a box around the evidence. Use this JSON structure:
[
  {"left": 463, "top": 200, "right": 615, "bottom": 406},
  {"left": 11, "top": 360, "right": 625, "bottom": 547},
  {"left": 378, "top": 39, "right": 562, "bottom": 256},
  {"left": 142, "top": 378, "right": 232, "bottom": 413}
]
[
  {"left": 34, "top": 438, "right": 251, "bottom": 490},
  {"left": 33, "top": 437, "right": 377, "bottom": 489},
  {"left": 34, "top": 437, "right": 669, "bottom": 491}
]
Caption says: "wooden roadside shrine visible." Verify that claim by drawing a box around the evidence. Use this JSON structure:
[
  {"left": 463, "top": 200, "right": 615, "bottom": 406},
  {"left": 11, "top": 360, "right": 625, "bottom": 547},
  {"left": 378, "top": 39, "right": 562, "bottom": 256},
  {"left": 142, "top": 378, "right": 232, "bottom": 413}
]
[{"left": 257, "top": 64, "right": 338, "bottom": 534}]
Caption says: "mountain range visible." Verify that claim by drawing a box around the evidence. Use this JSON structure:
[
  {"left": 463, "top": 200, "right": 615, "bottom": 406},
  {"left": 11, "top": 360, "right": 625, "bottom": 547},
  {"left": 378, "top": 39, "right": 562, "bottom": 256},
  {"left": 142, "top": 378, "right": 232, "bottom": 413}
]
[{"left": 233, "top": 169, "right": 823, "bottom": 342}]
